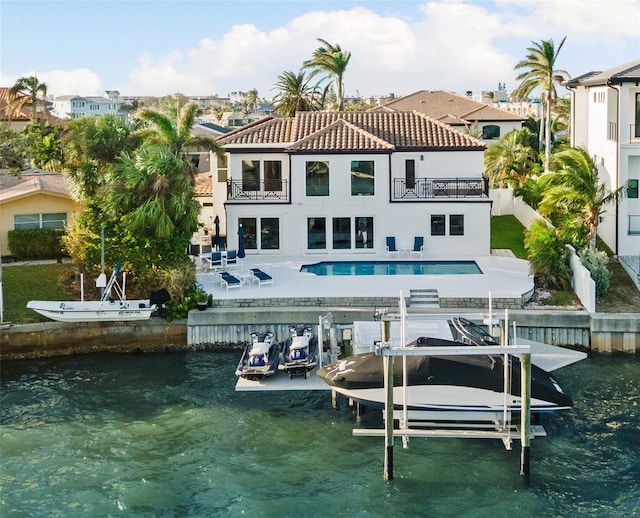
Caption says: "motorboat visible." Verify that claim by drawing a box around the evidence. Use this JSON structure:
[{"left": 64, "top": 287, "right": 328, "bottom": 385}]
[
  {"left": 27, "top": 262, "right": 157, "bottom": 323},
  {"left": 235, "top": 332, "right": 281, "bottom": 381},
  {"left": 279, "top": 325, "right": 318, "bottom": 378},
  {"left": 316, "top": 335, "right": 573, "bottom": 419}
]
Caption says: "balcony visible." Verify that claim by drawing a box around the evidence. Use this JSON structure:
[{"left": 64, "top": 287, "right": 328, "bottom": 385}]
[
  {"left": 392, "top": 177, "right": 489, "bottom": 201},
  {"left": 227, "top": 179, "right": 289, "bottom": 202}
]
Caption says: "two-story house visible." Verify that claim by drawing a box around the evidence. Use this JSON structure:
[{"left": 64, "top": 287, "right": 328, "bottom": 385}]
[
  {"left": 51, "top": 90, "right": 125, "bottom": 120},
  {"left": 566, "top": 59, "right": 640, "bottom": 258},
  {"left": 373, "top": 90, "right": 526, "bottom": 144},
  {"left": 215, "top": 111, "right": 489, "bottom": 258}
]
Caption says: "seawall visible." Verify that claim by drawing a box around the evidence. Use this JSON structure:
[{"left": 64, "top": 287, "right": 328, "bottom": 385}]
[{"left": 2, "top": 305, "right": 640, "bottom": 360}]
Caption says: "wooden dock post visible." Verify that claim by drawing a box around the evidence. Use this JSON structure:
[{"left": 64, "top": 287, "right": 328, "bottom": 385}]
[
  {"left": 520, "top": 352, "right": 532, "bottom": 478},
  {"left": 382, "top": 318, "right": 394, "bottom": 480}
]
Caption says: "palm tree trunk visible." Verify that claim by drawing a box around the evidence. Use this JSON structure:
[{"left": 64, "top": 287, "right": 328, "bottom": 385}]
[{"left": 544, "top": 91, "right": 552, "bottom": 172}]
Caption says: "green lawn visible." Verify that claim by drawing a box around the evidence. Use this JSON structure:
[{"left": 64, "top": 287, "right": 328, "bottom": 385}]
[
  {"left": 2, "top": 263, "right": 73, "bottom": 324},
  {"left": 491, "top": 215, "right": 527, "bottom": 259}
]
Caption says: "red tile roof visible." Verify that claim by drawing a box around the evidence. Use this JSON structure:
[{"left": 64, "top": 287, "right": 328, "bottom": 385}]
[{"left": 217, "top": 111, "right": 485, "bottom": 152}]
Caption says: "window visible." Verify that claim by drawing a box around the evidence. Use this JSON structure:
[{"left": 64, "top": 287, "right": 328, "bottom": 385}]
[
  {"left": 260, "top": 218, "right": 279, "bottom": 250},
  {"left": 355, "top": 217, "right": 373, "bottom": 248},
  {"left": 629, "top": 179, "right": 639, "bottom": 199},
  {"left": 307, "top": 218, "right": 326, "bottom": 249},
  {"left": 431, "top": 215, "right": 445, "bottom": 236},
  {"left": 332, "top": 218, "right": 351, "bottom": 249},
  {"left": 216, "top": 155, "right": 228, "bottom": 183},
  {"left": 405, "top": 159, "right": 416, "bottom": 190},
  {"left": 482, "top": 125, "right": 500, "bottom": 140},
  {"left": 242, "top": 160, "right": 260, "bottom": 191},
  {"left": 238, "top": 218, "right": 257, "bottom": 249},
  {"left": 306, "top": 161, "right": 329, "bottom": 196},
  {"left": 14, "top": 213, "right": 67, "bottom": 230},
  {"left": 450, "top": 214, "right": 464, "bottom": 236},
  {"left": 351, "top": 160, "right": 374, "bottom": 196},
  {"left": 264, "top": 161, "right": 282, "bottom": 191}
]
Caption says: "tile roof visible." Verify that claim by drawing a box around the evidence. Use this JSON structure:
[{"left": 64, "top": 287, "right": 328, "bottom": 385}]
[
  {"left": 566, "top": 59, "right": 640, "bottom": 87},
  {"left": 0, "top": 169, "right": 73, "bottom": 203},
  {"left": 373, "top": 90, "right": 526, "bottom": 123},
  {"left": 217, "top": 111, "right": 485, "bottom": 152},
  {"left": 194, "top": 172, "right": 213, "bottom": 196}
]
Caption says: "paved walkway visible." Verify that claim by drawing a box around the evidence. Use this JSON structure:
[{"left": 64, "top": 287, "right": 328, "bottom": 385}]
[{"left": 195, "top": 253, "right": 533, "bottom": 302}]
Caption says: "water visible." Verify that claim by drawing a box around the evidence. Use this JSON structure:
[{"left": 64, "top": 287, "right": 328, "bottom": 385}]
[
  {"left": 1, "top": 352, "right": 639, "bottom": 517},
  {"left": 300, "top": 260, "right": 482, "bottom": 276}
]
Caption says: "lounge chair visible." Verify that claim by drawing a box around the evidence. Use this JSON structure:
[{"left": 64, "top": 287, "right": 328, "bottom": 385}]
[
  {"left": 219, "top": 271, "right": 242, "bottom": 291},
  {"left": 250, "top": 268, "right": 274, "bottom": 288},
  {"left": 410, "top": 236, "right": 424, "bottom": 259},
  {"left": 205, "top": 252, "right": 224, "bottom": 272},
  {"left": 385, "top": 236, "right": 399, "bottom": 259}
]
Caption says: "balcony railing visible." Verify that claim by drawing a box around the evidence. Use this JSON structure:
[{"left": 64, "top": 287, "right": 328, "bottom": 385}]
[
  {"left": 227, "top": 179, "right": 289, "bottom": 201},
  {"left": 629, "top": 215, "right": 640, "bottom": 235},
  {"left": 392, "top": 177, "right": 489, "bottom": 200}
]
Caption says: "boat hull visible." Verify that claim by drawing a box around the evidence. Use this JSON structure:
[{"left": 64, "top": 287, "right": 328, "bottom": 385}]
[
  {"left": 317, "top": 341, "right": 573, "bottom": 417},
  {"left": 26, "top": 300, "right": 155, "bottom": 322}
]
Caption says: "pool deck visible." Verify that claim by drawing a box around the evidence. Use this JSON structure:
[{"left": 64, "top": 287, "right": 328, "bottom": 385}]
[{"left": 195, "top": 252, "right": 533, "bottom": 303}]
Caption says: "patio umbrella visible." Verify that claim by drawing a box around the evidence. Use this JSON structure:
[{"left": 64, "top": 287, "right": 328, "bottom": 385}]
[
  {"left": 213, "top": 215, "right": 221, "bottom": 251},
  {"left": 237, "top": 224, "right": 246, "bottom": 259}
]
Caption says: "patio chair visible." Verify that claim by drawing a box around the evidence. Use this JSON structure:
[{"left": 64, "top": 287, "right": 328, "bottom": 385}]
[
  {"left": 385, "top": 236, "right": 399, "bottom": 259},
  {"left": 219, "top": 271, "right": 242, "bottom": 291},
  {"left": 205, "top": 251, "right": 224, "bottom": 272},
  {"left": 226, "top": 250, "right": 237, "bottom": 266},
  {"left": 410, "top": 236, "right": 424, "bottom": 259},
  {"left": 250, "top": 268, "right": 274, "bottom": 288}
]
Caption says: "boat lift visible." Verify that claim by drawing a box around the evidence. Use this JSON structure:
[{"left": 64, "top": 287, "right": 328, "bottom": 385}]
[{"left": 351, "top": 292, "right": 535, "bottom": 481}]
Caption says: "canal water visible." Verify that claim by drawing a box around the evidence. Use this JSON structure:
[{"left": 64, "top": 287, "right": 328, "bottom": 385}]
[{"left": 1, "top": 351, "right": 638, "bottom": 517}]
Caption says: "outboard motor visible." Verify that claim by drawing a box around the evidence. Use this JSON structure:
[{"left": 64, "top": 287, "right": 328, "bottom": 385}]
[{"left": 150, "top": 289, "right": 171, "bottom": 317}]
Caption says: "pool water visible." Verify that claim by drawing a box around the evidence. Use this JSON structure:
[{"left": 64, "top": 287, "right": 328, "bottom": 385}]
[{"left": 300, "top": 260, "right": 483, "bottom": 276}]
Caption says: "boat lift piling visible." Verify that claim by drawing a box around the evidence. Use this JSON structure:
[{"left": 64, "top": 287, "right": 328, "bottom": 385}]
[{"left": 372, "top": 325, "right": 533, "bottom": 481}]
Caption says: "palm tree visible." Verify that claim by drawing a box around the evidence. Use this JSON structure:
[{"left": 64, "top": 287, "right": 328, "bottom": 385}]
[
  {"left": 272, "top": 70, "right": 322, "bottom": 116},
  {"left": 484, "top": 129, "right": 538, "bottom": 188},
  {"left": 63, "top": 114, "right": 141, "bottom": 198},
  {"left": 106, "top": 144, "right": 200, "bottom": 243},
  {"left": 512, "top": 37, "right": 570, "bottom": 172},
  {"left": 136, "top": 99, "right": 223, "bottom": 161},
  {"left": 538, "top": 146, "right": 626, "bottom": 250},
  {"left": 8, "top": 75, "right": 48, "bottom": 123},
  {"left": 303, "top": 38, "right": 351, "bottom": 111}
]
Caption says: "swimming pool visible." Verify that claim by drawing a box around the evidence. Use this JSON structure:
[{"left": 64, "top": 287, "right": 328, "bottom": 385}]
[{"left": 300, "top": 260, "right": 483, "bottom": 276}]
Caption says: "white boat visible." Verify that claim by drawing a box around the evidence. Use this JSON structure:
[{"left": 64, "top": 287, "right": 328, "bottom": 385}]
[{"left": 27, "top": 262, "right": 156, "bottom": 323}]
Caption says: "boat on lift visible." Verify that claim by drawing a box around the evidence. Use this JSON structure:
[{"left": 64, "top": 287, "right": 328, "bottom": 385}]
[
  {"left": 26, "top": 262, "right": 156, "bottom": 323},
  {"left": 279, "top": 325, "right": 318, "bottom": 378},
  {"left": 235, "top": 332, "right": 281, "bottom": 381},
  {"left": 317, "top": 335, "right": 573, "bottom": 419}
]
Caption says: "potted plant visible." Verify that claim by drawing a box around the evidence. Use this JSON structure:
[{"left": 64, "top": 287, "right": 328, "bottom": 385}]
[{"left": 194, "top": 287, "right": 209, "bottom": 310}]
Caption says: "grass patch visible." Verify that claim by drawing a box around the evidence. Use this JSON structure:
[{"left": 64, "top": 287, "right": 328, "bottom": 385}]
[
  {"left": 491, "top": 215, "right": 527, "bottom": 259},
  {"left": 2, "top": 263, "right": 75, "bottom": 324}
]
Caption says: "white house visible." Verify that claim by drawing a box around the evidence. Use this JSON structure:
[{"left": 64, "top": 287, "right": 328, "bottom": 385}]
[
  {"left": 51, "top": 90, "right": 125, "bottom": 120},
  {"left": 215, "top": 111, "right": 489, "bottom": 258},
  {"left": 566, "top": 59, "right": 640, "bottom": 257}
]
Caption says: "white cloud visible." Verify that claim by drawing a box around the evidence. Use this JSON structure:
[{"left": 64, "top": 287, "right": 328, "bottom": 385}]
[{"left": 1, "top": 69, "right": 103, "bottom": 98}]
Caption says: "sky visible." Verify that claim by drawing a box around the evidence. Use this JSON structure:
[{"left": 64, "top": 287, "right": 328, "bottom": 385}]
[{"left": 1, "top": 0, "right": 639, "bottom": 101}]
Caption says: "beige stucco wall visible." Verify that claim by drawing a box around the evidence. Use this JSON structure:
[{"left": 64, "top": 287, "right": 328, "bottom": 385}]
[{"left": 1, "top": 193, "right": 81, "bottom": 256}]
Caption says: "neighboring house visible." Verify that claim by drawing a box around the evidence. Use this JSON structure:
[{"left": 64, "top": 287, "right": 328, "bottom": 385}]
[
  {"left": 373, "top": 90, "right": 526, "bottom": 143},
  {"left": 566, "top": 59, "right": 640, "bottom": 257},
  {"left": 215, "top": 111, "right": 489, "bottom": 258},
  {"left": 0, "top": 169, "right": 80, "bottom": 256},
  {"left": 51, "top": 90, "right": 125, "bottom": 120}
]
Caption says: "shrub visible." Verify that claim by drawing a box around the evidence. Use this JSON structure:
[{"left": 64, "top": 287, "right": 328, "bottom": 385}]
[
  {"left": 524, "top": 220, "right": 572, "bottom": 290},
  {"left": 7, "top": 228, "right": 66, "bottom": 260},
  {"left": 579, "top": 247, "right": 611, "bottom": 297}
]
